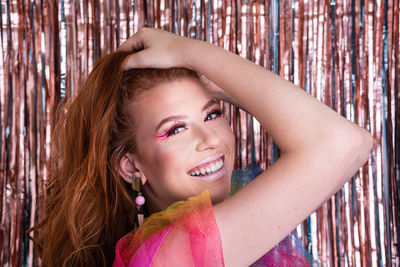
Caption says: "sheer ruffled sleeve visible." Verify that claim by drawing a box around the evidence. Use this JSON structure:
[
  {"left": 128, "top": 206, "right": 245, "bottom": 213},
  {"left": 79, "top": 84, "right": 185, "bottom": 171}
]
[
  {"left": 113, "top": 190, "right": 225, "bottom": 267},
  {"left": 114, "top": 167, "right": 313, "bottom": 266}
]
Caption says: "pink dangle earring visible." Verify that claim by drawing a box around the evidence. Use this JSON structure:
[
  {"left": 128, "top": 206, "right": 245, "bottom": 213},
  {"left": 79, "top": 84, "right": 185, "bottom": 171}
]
[{"left": 127, "top": 174, "right": 145, "bottom": 227}]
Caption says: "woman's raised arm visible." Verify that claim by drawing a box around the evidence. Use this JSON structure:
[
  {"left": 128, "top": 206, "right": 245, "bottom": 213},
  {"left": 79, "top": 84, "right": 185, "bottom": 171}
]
[{"left": 121, "top": 28, "right": 373, "bottom": 267}]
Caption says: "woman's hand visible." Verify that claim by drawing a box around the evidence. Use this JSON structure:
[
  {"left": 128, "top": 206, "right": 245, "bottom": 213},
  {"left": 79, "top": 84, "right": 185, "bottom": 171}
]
[
  {"left": 119, "top": 28, "right": 197, "bottom": 70},
  {"left": 120, "top": 28, "right": 245, "bottom": 110}
]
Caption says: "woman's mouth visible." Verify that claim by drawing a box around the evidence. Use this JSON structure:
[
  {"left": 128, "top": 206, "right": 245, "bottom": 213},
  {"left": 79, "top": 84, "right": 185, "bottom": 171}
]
[{"left": 187, "top": 155, "right": 226, "bottom": 181}]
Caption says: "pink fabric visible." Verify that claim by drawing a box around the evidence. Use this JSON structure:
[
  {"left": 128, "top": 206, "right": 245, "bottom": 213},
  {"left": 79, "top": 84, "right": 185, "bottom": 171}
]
[
  {"left": 113, "top": 191, "right": 311, "bottom": 266},
  {"left": 113, "top": 191, "right": 224, "bottom": 267},
  {"left": 128, "top": 225, "right": 173, "bottom": 267},
  {"left": 250, "top": 236, "right": 311, "bottom": 266}
]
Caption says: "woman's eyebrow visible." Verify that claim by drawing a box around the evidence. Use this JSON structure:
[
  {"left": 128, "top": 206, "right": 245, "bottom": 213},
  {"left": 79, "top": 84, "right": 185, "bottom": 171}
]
[
  {"left": 202, "top": 99, "right": 219, "bottom": 111},
  {"left": 154, "top": 99, "right": 219, "bottom": 133},
  {"left": 155, "top": 115, "right": 186, "bottom": 133}
]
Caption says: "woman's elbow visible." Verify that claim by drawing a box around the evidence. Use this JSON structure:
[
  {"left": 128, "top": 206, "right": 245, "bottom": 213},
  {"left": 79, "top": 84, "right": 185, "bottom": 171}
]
[
  {"left": 353, "top": 127, "right": 373, "bottom": 167},
  {"left": 337, "top": 126, "right": 373, "bottom": 181},
  {"left": 325, "top": 125, "right": 373, "bottom": 186}
]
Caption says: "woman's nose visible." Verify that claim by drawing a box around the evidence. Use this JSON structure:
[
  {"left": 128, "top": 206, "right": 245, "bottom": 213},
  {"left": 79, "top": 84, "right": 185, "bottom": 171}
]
[{"left": 194, "top": 125, "right": 221, "bottom": 151}]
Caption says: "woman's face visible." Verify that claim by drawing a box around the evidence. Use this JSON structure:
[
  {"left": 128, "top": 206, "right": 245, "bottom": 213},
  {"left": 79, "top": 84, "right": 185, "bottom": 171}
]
[{"left": 127, "top": 78, "right": 235, "bottom": 212}]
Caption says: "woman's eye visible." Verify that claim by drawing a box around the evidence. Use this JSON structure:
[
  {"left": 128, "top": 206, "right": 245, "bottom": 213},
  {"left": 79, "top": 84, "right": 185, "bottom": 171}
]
[
  {"left": 205, "top": 110, "right": 222, "bottom": 121},
  {"left": 167, "top": 125, "right": 186, "bottom": 137}
]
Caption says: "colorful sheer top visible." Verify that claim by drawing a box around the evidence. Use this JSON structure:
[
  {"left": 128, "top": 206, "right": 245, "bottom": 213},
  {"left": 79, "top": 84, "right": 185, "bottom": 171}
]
[{"left": 113, "top": 167, "right": 313, "bottom": 266}]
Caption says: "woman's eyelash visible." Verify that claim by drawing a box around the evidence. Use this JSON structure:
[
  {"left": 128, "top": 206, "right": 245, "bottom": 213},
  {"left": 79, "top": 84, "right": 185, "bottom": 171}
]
[
  {"left": 166, "top": 123, "right": 187, "bottom": 137},
  {"left": 158, "top": 109, "right": 223, "bottom": 139},
  {"left": 155, "top": 122, "right": 187, "bottom": 139},
  {"left": 205, "top": 109, "right": 222, "bottom": 121}
]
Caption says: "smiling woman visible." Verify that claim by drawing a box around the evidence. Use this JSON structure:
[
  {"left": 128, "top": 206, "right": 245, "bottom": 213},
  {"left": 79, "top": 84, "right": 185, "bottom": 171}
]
[
  {"left": 29, "top": 28, "right": 373, "bottom": 267},
  {"left": 118, "top": 77, "right": 235, "bottom": 214}
]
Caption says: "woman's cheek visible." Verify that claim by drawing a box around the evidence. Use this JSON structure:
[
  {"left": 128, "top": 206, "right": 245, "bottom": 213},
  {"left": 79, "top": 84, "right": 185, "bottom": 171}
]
[
  {"left": 217, "top": 121, "right": 233, "bottom": 135},
  {"left": 219, "top": 123, "right": 236, "bottom": 149},
  {"left": 156, "top": 141, "right": 187, "bottom": 166},
  {"left": 158, "top": 143, "right": 176, "bottom": 154}
]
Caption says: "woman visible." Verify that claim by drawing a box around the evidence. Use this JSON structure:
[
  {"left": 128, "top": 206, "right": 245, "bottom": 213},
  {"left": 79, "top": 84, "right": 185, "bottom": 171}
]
[{"left": 30, "top": 28, "right": 373, "bottom": 266}]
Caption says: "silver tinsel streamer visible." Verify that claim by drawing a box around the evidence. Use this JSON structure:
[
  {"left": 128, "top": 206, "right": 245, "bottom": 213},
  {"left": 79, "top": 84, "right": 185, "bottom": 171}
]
[{"left": 0, "top": 0, "right": 398, "bottom": 266}]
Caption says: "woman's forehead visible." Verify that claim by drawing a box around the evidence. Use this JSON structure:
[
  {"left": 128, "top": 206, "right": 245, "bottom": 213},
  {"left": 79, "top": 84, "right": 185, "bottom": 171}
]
[
  {"left": 128, "top": 79, "right": 213, "bottom": 126},
  {"left": 131, "top": 79, "right": 212, "bottom": 110}
]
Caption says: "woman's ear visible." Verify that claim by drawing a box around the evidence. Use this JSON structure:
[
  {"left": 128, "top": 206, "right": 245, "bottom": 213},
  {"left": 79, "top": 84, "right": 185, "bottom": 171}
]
[{"left": 118, "top": 153, "right": 147, "bottom": 185}]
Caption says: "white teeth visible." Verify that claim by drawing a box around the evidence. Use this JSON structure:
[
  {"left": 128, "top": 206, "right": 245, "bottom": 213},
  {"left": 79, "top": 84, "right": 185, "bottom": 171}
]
[
  {"left": 210, "top": 163, "right": 216, "bottom": 172},
  {"left": 217, "top": 160, "right": 222, "bottom": 168},
  {"left": 189, "top": 158, "right": 225, "bottom": 177},
  {"left": 213, "top": 163, "right": 218, "bottom": 170}
]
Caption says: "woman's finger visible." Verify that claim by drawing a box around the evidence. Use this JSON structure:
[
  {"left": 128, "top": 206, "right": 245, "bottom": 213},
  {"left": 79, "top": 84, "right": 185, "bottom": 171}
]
[
  {"left": 119, "top": 28, "right": 192, "bottom": 69},
  {"left": 118, "top": 30, "right": 145, "bottom": 52},
  {"left": 122, "top": 51, "right": 150, "bottom": 70}
]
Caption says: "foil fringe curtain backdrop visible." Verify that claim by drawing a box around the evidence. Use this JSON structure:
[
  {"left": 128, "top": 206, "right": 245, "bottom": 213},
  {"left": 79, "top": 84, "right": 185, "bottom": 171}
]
[{"left": 0, "top": 0, "right": 399, "bottom": 266}]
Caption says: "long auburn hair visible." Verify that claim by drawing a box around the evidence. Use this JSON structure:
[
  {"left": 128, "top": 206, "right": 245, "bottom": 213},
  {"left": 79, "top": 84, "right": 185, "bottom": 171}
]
[{"left": 28, "top": 51, "right": 199, "bottom": 266}]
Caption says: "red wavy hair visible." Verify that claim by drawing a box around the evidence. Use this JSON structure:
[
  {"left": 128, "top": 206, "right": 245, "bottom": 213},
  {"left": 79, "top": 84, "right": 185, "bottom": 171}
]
[{"left": 28, "top": 51, "right": 199, "bottom": 266}]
